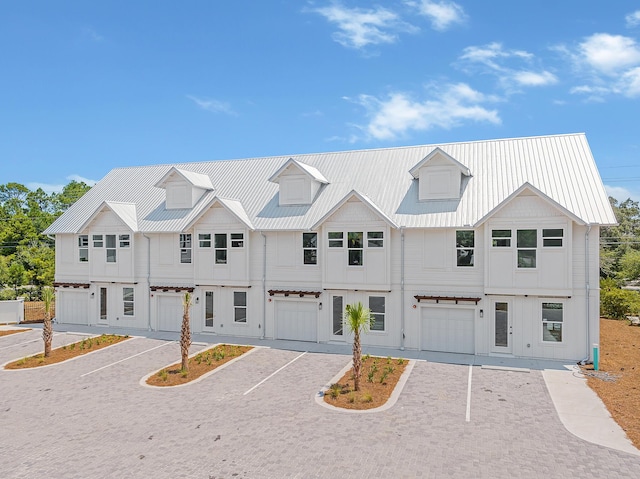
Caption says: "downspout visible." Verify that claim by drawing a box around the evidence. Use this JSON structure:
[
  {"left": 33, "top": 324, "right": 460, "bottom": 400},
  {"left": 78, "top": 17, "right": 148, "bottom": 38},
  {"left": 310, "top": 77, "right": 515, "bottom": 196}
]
[
  {"left": 143, "top": 233, "right": 152, "bottom": 331},
  {"left": 260, "top": 231, "right": 267, "bottom": 340},
  {"left": 400, "top": 227, "right": 405, "bottom": 351},
  {"left": 581, "top": 224, "right": 592, "bottom": 364}
]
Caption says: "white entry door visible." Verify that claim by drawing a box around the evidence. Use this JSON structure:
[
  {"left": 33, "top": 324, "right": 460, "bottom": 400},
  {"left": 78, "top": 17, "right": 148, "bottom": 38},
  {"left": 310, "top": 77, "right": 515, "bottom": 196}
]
[
  {"left": 492, "top": 300, "right": 512, "bottom": 353},
  {"left": 275, "top": 300, "right": 317, "bottom": 342}
]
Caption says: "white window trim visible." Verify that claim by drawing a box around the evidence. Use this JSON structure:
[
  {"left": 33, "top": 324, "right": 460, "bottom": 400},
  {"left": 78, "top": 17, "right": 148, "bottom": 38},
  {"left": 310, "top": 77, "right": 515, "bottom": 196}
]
[
  {"left": 369, "top": 295, "right": 386, "bottom": 333},
  {"left": 516, "top": 229, "right": 537, "bottom": 269},
  {"left": 123, "top": 287, "right": 134, "bottom": 317},
  {"left": 303, "top": 232, "right": 318, "bottom": 265},
  {"left": 198, "top": 233, "right": 212, "bottom": 248},
  {"left": 106, "top": 234, "right": 117, "bottom": 263},
  {"left": 180, "top": 233, "right": 192, "bottom": 264},
  {"left": 230, "top": 232, "right": 245, "bottom": 249},
  {"left": 214, "top": 233, "right": 228, "bottom": 265},
  {"left": 455, "top": 230, "right": 475, "bottom": 268},
  {"left": 347, "top": 231, "right": 364, "bottom": 267},
  {"left": 233, "top": 291, "right": 247, "bottom": 324},
  {"left": 78, "top": 235, "right": 89, "bottom": 263},
  {"left": 541, "top": 302, "right": 564, "bottom": 344},
  {"left": 542, "top": 228, "right": 564, "bottom": 248}
]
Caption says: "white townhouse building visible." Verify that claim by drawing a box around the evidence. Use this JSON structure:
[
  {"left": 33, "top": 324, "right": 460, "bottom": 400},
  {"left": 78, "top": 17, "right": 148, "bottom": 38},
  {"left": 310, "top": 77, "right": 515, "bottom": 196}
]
[{"left": 44, "top": 133, "right": 616, "bottom": 361}]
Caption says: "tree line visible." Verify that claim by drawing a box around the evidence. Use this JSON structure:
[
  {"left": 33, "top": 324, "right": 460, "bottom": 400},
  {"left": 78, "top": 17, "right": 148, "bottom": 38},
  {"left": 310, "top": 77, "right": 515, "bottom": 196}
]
[{"left": 0, "top": 181, "right": 91, "bottom": 300}]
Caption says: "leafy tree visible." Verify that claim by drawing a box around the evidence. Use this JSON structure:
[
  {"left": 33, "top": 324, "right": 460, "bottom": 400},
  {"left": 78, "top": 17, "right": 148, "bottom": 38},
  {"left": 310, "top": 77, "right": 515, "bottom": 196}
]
[
  {"left": 618, "top": 249, "right": 640, "bottom": 282},
  {"left": 600, "top": 197, "right": 640, "bottom": 279},
  {"left": 17, "top": 243, "right": 55, "bottom": 290},
  {"left": 6, "top": 261, "right": 26, "bottom": 296},
  {"left": 53, "top": 181, "right": 91, "bottom": 213},
  {"left": 181, "top": 292, "right": 193, "bottom": 372},
  {"left": 42, "top": 287, "right": 55, "bottom": 357},
  {"left": 344, "top": 302, "right": 373, "bottom": 392}
]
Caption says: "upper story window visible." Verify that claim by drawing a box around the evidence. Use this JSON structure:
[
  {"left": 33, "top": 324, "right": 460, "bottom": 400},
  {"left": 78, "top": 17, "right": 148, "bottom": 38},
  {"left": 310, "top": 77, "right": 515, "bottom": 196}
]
[
  {"left": 78, "top": 235, "right": 89, "bottom": 262},
  {"left": 492, "top": 229, "right": 511, "bottom": 247},
  {"left": 215, "top": 234, "right": 227, "bottom": 264},
  {"left": 367, "top": 231, "right": 384, "bottom": 248},
  {"left": 93, "top": 235, "right": 103, "bottom": 248},
  {"left": 303, "top": 232, "right": 317, "bottom": 265},
  {"left": 456, "top": 230, "right": 474, "bottom": 267},
  {"left": 347, "top": 232, "right": 363, "bottom": 266},
  {"left": 123, "top": 287, "right": 134, "bottom": 316},
  {"left": 106, "top": 235, "right": 117, "bottom": 263},
  {"left": 328, "top": 232, "right": 343, "bottom": 248},
  {"left": 199, "top": 233, "right": 211, "bottom": 248},
  {"left": 369, "top": 296, "right": 386, "bottom": 331},
  {"left": 180, "top": 234, "right": 192, "bottom": 264},
  {"left": 231, "top": 233, "right": 244, "bottom": 248},
  {"left": 542, "top": 302, "right": 563, "bottom": 342},
  {"left": 517, "top": 229, "right": 537, "bottom": 268},
  {"left": 543, "top": 229, "right": 563, "bottom": 247},
  {"left": 119, "top": 234, "right": 130, "bottom": 248}
]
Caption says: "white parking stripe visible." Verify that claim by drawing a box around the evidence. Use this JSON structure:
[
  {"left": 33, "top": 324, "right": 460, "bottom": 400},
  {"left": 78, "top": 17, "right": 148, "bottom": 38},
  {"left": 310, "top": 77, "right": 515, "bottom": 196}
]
[
  {"left": 80, "top": 340, "right": 174, "bottom": 377},
  {"left": 243, "top": 351, "right": 307, "bottom": 396},
  {"left": 466, "top": 364, "right": 473, "bottom": 422},
  {"left": 0, "top": 332, "right": 63, "bottom": 351}
]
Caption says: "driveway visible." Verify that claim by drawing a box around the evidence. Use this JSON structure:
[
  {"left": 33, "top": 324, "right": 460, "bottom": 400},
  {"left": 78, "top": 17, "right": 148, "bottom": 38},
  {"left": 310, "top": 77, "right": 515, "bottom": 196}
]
[{"left": 1, "top": 327, "right": 639, "bottom": 478}]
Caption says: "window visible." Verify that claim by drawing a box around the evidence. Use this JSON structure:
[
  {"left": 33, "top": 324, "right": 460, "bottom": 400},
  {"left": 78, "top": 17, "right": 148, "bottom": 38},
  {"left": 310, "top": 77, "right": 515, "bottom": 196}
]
[
  {"left": 332, "top": 296, "right": 343, "bottom": 336},
  {"left": 348, "top": 232, "right": 363, "bottom": 265},
  {"left": 180, "top": 234, "right": 192, "bottom": 264},
  {"left": 215, "top": 234, "right": 227, "bottom": 264},
  {"left": 78, "top": 235, "right": 89, "bottom": 262},
  {"left": 123, "top": 287, "right": 134, "bottom": 316},
  {"left": 367, "top": 231, "right": 384, "bottom": 247},
  {"left": 93, "top": 235, "right": 103, "bottom": 248},
  {"left": 199, "top": 233, "right": 211, "bottom": 248},
  {"left": 492, "top": 229, "right": 511, "bottom": 247},
  {"left": 205, "top": 291, "right": 214, "bottom": 327},
  {"left": 369, "top": 296, "right": 385, "bottom": 331},
  {"left": 543, "top": 229, "right": 563, "bottom": 247},
  {"left": 456, "top": 230, "right": 474, "bottom": 267},
  {"left": 231, "top": 233, "right": 244, "bottom": 248},
  {"left": 234, "top": 291, "right": 247, "bottom": 323},
  {"left": 106, "top": 235, "right": 116, "bottom": 263},
  {"left": 303, "top": 232, "right": 317, "bottom": 265},
  {"left": 542, "top": 302, "right": 563, "bottom": 342},
  {"left": 517, "top": 229, "right": 537, "bottom": 268},
  {"left": 119, "top": 234, "right": 130, "bottom": 248},
  {"left": 328, "top": 232, "right": 343, "bottom": 247}
]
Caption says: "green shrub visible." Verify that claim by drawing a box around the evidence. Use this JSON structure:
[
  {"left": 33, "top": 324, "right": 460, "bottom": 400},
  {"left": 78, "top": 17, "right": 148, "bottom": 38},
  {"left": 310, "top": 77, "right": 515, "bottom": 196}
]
[{"left": 600, "top": 286, "right": 640, "bottom": 319}]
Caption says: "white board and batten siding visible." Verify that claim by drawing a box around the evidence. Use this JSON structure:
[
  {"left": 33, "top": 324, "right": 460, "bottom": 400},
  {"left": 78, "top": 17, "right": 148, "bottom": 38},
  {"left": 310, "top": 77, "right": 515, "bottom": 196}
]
[
  {"left": 420, "top": 306, "right": 475, "bottom": 354},
  {"left": 57, "top": 290, "right": 89, "bottom": 325},
  {"left": 274, "top": 300, "right": 318, "bottom": 342}
]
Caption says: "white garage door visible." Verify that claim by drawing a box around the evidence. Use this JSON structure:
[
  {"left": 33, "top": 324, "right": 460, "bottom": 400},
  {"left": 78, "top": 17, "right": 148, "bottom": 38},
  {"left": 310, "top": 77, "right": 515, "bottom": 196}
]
[
  {"left": 57, "top": 290, "right": 89, "bottom": 325},
  {"left": 275, "top": 301, "right": 317, "bottom": 342},
  {"left": 421, "top": 307, "right": 474, "bottom": 354},
  {"left": 157, "top": 295, "right": 183, "bottom": 332}
]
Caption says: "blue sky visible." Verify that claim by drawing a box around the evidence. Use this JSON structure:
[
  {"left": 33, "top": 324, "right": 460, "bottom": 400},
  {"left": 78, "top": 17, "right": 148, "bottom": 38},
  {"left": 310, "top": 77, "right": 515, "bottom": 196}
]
[{"left": 1, "top": 1, "right": 640, "bottom": 202}]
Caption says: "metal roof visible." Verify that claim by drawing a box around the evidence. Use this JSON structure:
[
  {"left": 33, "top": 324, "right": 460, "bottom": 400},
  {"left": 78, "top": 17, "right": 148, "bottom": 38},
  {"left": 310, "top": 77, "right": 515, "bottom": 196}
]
[{"left": 44, "top": 133, "right": 617, "bottom": 235}]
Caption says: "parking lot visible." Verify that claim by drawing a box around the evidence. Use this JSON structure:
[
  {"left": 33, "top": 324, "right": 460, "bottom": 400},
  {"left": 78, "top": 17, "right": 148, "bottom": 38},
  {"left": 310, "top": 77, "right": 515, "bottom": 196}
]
[{"left": 1, "top": 327, "right": 639, "bottom": 479}]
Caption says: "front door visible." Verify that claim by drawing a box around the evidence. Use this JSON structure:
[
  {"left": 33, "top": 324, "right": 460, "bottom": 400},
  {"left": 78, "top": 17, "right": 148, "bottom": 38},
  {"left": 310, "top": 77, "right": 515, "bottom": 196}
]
[
  {"left": 330, "top": 295, "right": 345, "bottom": 341},
  {"left": 203, "top": 290, "right": 215, "bottom": 331},
  {"left": 98, "top": 287, "right": 108, "bottom": 325},
  {"left": 492, "top": 300, "right": 512, "bottom": 353}
]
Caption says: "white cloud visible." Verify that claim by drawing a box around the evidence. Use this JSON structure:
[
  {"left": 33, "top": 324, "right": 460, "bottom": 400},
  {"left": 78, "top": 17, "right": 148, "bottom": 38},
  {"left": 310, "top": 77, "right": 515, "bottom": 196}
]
[
  {"left": 408, "top": 0, "right": 466, "bottom": 31},
  {"left": 626, "top": 10, "right": 640, "bottom": 28},
  {"left": 312, "top": 4, "right": 416, "bottom": 49},
  {"left": 27, "top": 175, "right": 97, "bottom": 194},
  {"left": 605, "top": 184, "right": 640, "bottom": 202},
  {"left": 350, "top": 82, "right": 500, "bottom": 141},
  {"left": 577, "top": 33, "right": 640, "bottom": 74},
  {"left": 563, "top": 33, "right": 640, "bottom": 99},
  {"left": 81, "top": 27, "right": 104, "bottom": 42},
  {"left": 458, "top": 42, "right": 555, "bottom": 90},
  {"left": 187, "top": 95, "right": 237, "bottom": 116}
]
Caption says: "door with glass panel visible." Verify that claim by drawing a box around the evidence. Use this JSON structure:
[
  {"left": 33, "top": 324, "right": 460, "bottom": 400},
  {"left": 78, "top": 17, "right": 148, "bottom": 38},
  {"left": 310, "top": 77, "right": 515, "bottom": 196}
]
[
  {"left": 330, "top": 295, "right": 345, "bottom": 341},
  {"left": 98, "top": 287, "right": 108, "bottom": 325},
  {"left": 203, "top": 290, "right": 216, "bottom": 331},
  {"left": 492, "top": 300, "right": 512, "bottom": 353}
]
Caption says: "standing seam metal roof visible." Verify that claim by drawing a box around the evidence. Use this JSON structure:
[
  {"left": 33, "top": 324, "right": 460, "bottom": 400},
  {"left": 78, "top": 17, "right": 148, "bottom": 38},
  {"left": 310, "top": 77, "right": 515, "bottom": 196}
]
[{"left": 43, "top": 133, "right": 617, "bottom": 235}]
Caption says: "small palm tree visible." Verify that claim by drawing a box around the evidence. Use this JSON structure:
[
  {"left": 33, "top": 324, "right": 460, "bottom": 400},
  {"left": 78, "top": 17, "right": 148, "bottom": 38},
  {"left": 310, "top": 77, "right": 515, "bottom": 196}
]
[
  {"left": 180, "top": 292, "right": 193, "bottom": 372},
  {"left": 344, "top": 302, "right": 373, "bottom": 392},
  {"left": 42, "top": 287, "right": 55, "bottom": 357}
]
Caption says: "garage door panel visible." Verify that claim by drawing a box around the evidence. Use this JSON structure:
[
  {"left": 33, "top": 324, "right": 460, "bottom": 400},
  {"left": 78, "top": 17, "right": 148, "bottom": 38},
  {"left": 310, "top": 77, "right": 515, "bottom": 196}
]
[
  {"left": 276, "top": 301, "right": 317, "bottom": 342},
  {"left": 421, "top": 307, "right": 474, "bottom": 354},
  {"left": 158, "top": 296, "right": 182, "bottom": 332},
  {"left": 58, "top": 291, "right": 89, "bottom": 325}
]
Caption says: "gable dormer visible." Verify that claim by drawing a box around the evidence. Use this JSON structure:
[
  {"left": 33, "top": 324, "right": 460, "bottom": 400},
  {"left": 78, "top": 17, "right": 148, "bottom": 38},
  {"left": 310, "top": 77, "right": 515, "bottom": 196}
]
[
  {"left": 409, "top": 147, "right": 471, "bottom": 201},
  {"left": 268, "top": 158, "right": 328, "bottom": 206},
  {"left": 154, "top": 167, "right": 214, "bottom": 210}
]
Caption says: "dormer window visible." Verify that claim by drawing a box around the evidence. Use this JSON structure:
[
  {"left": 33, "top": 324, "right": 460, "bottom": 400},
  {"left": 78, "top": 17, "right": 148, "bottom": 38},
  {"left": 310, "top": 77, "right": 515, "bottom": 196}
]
[
  {"left": 155, "top": 167, "right": 214, "bottom": 210},
  {"left": 268, "top": 158, "right": 328, "bottom": 206},
  {"left": 409, "top": 147, "right": 471, "bottom": 201}
]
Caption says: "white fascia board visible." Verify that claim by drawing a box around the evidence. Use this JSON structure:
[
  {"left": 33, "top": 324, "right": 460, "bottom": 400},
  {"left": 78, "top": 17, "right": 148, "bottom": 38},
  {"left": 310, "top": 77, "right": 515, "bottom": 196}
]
[
  {"left": 268, "top": 158, "right": 329, "bottom": 184},
  {"left": 409, "top": 147, "right": 471, "bottom": 179},
  {"left": 311, "top": 189, "right": 398, "bottom": 230}
]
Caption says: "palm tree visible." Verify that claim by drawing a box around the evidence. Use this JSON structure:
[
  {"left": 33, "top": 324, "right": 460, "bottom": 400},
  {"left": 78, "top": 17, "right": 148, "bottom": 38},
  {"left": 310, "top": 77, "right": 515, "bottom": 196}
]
[
  {"left": 180, "top": 292, "right": 193, "bottom": 372},
  {"left": 42, "top": 286, "right": 55, "bottom": 357},
  {"left": 344, "top": 302, "right": 373, "bottom": 392}
]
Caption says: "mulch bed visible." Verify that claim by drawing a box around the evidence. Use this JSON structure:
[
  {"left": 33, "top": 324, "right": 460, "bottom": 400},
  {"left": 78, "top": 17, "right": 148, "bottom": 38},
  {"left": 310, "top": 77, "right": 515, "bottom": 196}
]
[
  {"left": 0, "top": 329, "right": 31, "bottom": 337},
  {"left": 323, "top": 355, "right": 408, "bottom": 410},
  {"left": 582, "top": 318, "right": 640, "bottom": 449},
  {"left": 4, "top": 334, "right": 130, "bottom": 369},
  {"left": 146, "top": 344, "right": 253, "bottom": 387}
]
